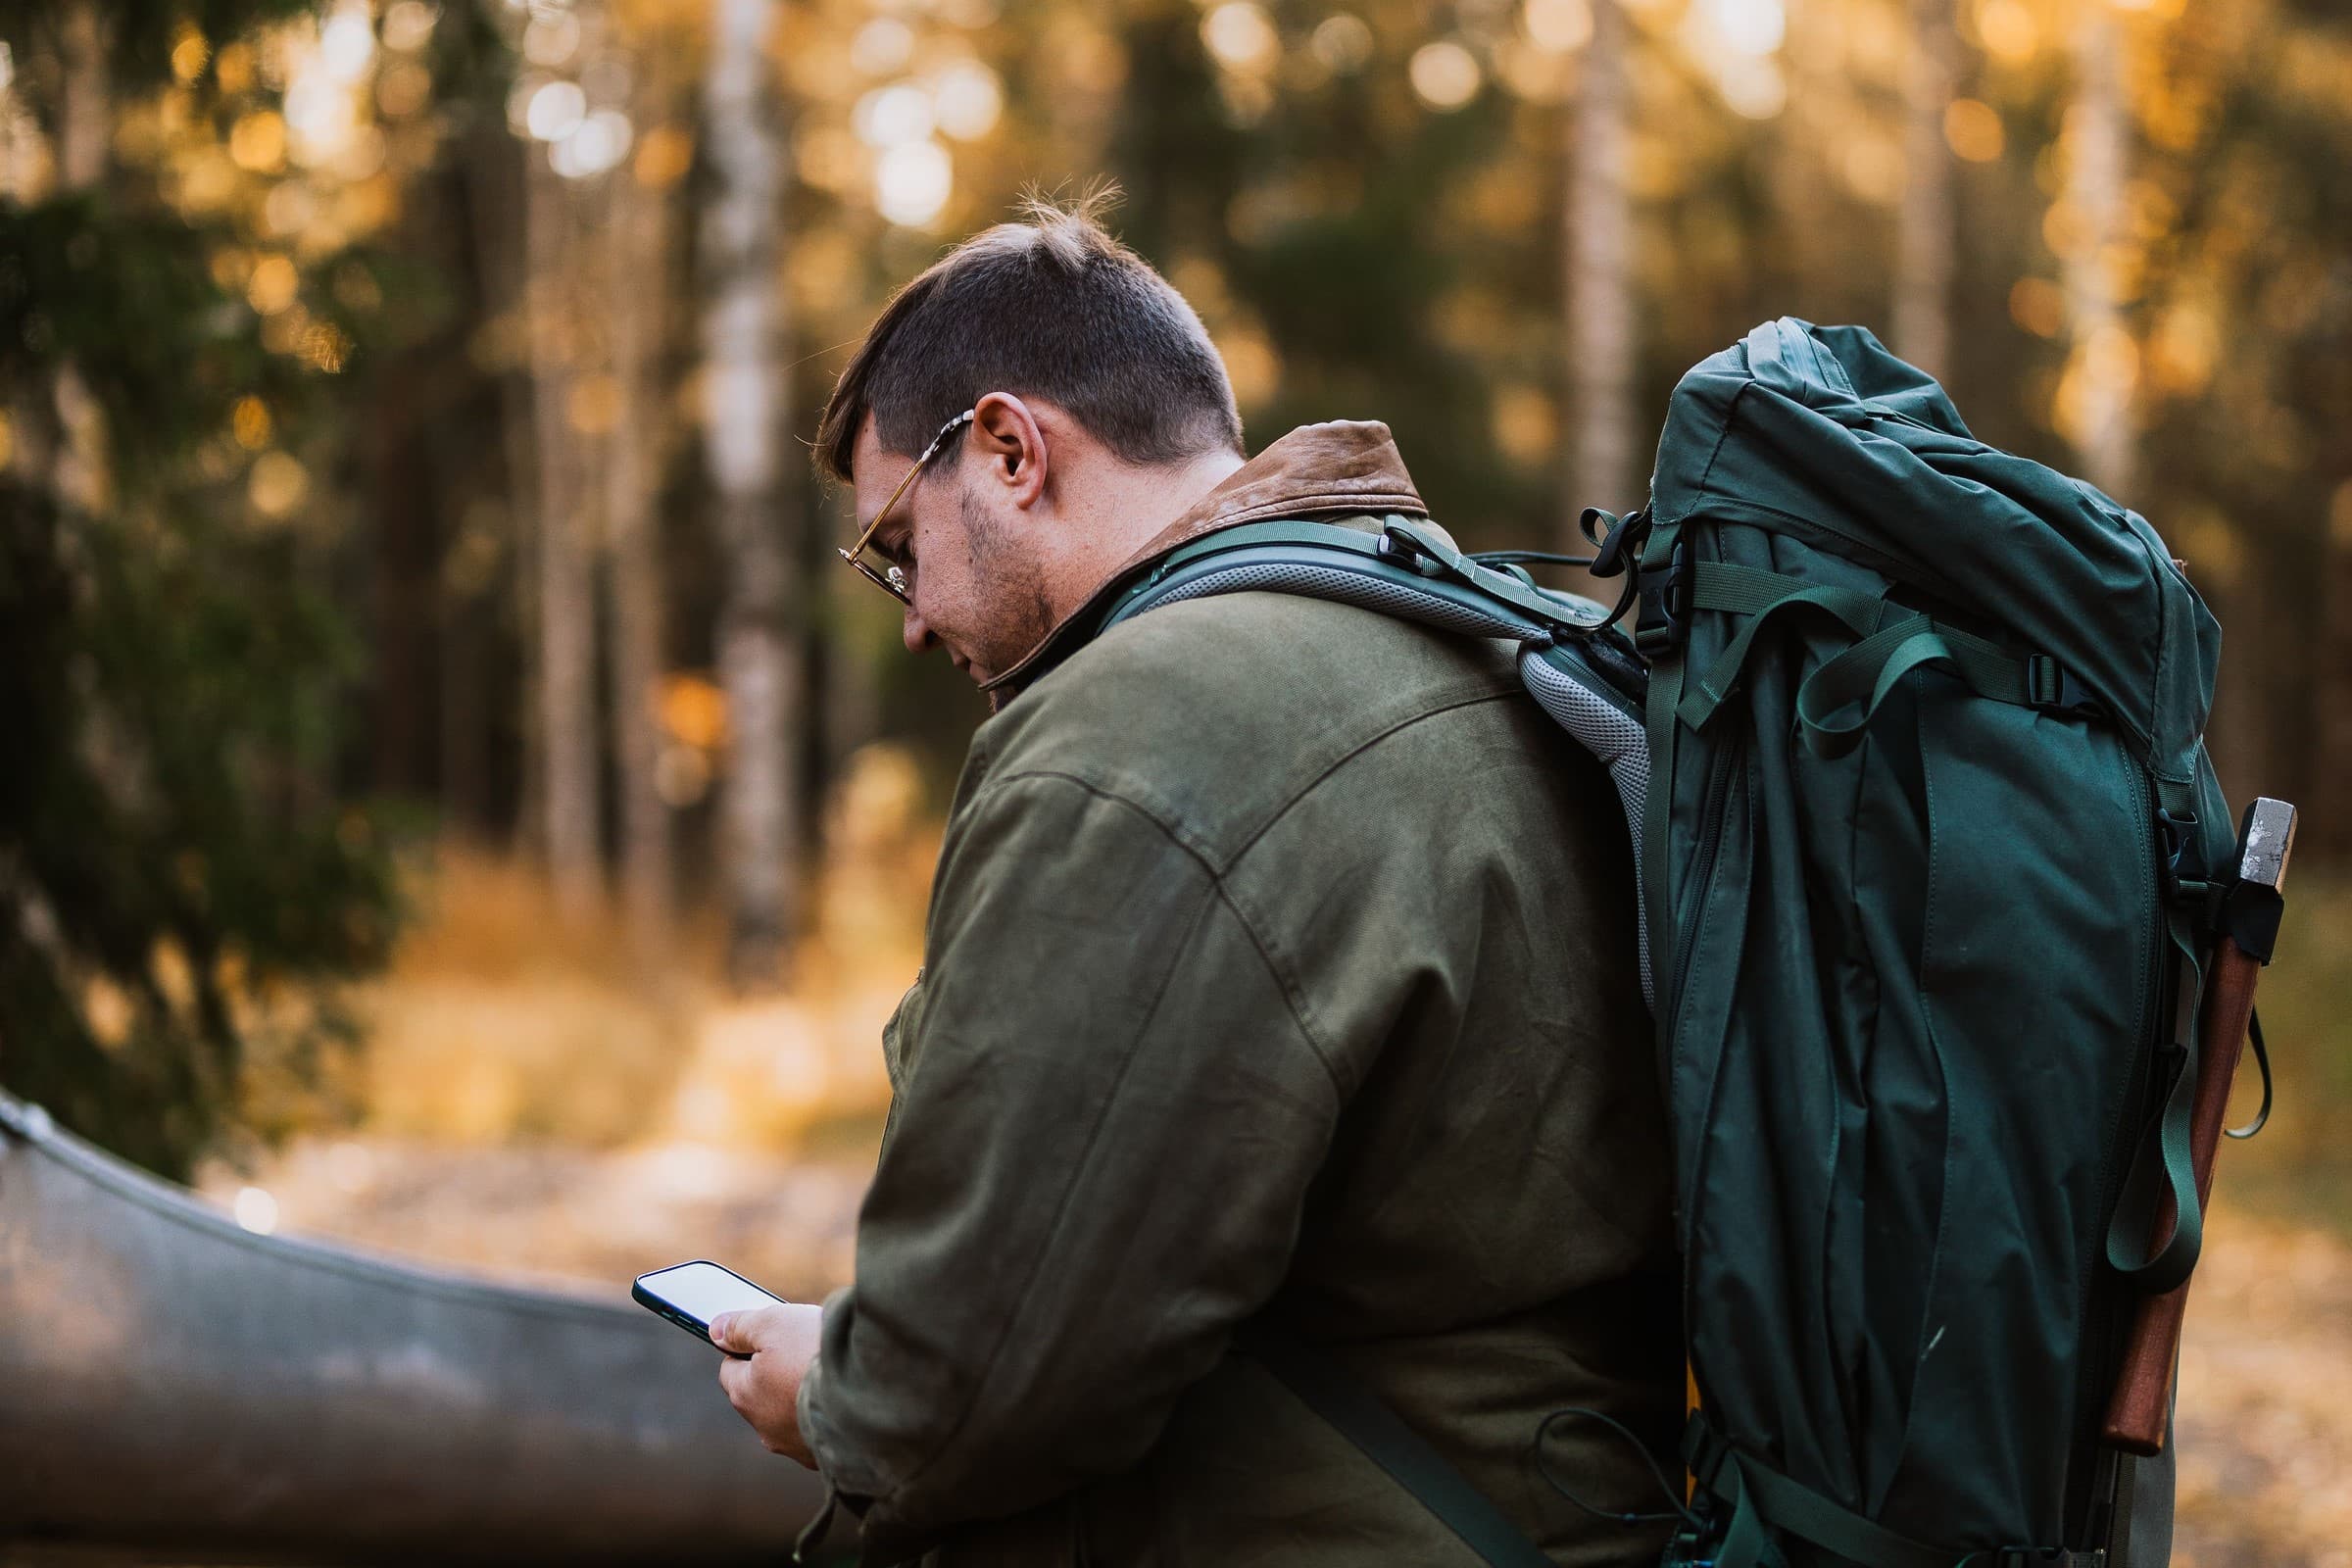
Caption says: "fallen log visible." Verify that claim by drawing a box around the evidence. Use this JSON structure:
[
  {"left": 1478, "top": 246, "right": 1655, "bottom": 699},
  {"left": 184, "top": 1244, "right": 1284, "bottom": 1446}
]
[{"left": 0, "top": 1093, "right": 822, "bottom": 1565}]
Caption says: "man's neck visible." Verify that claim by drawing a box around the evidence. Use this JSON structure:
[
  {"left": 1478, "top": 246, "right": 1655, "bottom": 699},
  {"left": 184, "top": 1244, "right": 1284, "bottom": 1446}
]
[{"left": 1044, "top": 447, "right": 1249, "bottom": 624}]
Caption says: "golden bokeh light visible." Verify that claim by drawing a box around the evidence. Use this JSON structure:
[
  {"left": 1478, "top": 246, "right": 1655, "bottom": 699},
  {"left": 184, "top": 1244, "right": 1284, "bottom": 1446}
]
[
  {"left": 232, "top": 396, "right": 273, "bottom": 450},
  {"left": 2008, "top": 276, "right": 2066, "bottom": 338},
  {"left": 633, "top": 123, "right": 695, "bottom": 188},
  {"left": 1409, "top": 40, "right": 1483, "bottom": 110},
  {"left": 172, "top": 27, "right": 212, "bottom": 84},
  {"left": 1311, "top": 14, "right": 1374, "bottom": 73},
  {"left": 248, "top": 451, "right": 313, "bottom": 518},
  {"left": 567, "top": 375, "right": 622, "bottom": 435},
  {"left": 659, "top": 674, "right": 730, "bottom": 752},
  {"left": 229, "top": 110, "right": 288, "bottom": 172},
  {"left": 1218, "top": 325, "right": 1281, "bottom": 408},
  {"left": 1493, "top": 384, "right": 1556, "bottom": 466},
  {"left": 874, "top": 140, "right": 954, "bottom": 227},
  {"left": 1976, "top": 0, "right": 2037, "bottom": 65},
  {"left": 382, "top": 0, "right": 438, "bottom": 52},
  {"left": 246, "top": 254, "right": 301, "bottom": 315},
  {"left": 1201, "top": 3, "right": 1280, "bottom": 74},
  {"left": 377, "top": 62, "right": 432, "bottom": 119},
  {"left": 1524, "top": 0, "right": 1593, "bottom": 54},
  {"left": 1945, "top": 98, "right": 2005, "bottom": 162}
]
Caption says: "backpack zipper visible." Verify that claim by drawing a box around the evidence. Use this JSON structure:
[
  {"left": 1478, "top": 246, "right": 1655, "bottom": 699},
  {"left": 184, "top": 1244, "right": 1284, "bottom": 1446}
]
[{"left": 1665, "top": 742, "right": 1740, "bottom": 1033}]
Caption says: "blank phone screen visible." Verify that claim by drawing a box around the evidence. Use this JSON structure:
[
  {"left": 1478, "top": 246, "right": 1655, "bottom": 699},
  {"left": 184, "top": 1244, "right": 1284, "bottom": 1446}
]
[{"left": 638, "top": 1262, "right": 785, "bottom": 1326}]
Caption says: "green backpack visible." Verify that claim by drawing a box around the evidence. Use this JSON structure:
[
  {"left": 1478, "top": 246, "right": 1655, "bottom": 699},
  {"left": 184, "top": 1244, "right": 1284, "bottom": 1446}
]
[{"left": 1081, "top": 319, "right": 2254, "bottom": 1567}]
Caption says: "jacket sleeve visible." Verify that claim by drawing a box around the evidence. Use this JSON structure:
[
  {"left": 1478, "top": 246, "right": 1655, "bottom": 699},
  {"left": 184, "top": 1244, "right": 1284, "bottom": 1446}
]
[{"left": 795, "top": 770, "right": 1343, "bottom": 1551}]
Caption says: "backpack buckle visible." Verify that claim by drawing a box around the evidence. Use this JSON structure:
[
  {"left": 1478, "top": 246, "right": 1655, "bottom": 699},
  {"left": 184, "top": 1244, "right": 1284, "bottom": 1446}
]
[
  {"left": 2156, "top": 808, "right": 2211, "bottom": 907},
  {"left": 2029, "top": 655, "right": 2098, "bottom": 715},
  {"left": 1634, "top": 537, "right": 1689, "bottom": 653},
  {"left": 1374, "top": 522, "right": 1450, "bottom": 579}
]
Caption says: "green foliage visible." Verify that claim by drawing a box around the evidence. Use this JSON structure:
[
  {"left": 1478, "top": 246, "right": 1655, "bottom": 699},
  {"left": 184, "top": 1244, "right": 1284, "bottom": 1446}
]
[
  {"left": 0, "top": 200, "right": 309, "bottom": 473},
  {"left": 7, "top": 0, "right": 317, "bottom": 95},
  {"left": 1107, "top": 5, "right": 1553, "bottom": 547},
  {"left": 0, "top": 476, "right": 403, "bottom": 1178},
  {"left": 0, "top": 188, "right": 401, "bottom": 1178}
]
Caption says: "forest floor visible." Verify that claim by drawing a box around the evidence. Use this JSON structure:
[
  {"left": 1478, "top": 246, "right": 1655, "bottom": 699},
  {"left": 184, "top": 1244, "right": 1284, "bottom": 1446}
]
[
  {"left": 193, "top": 841, "right": 2352, "bottom": 1562},
  {"left": 201, "top": 1135, "right": 2352, "bottom": 1567}
]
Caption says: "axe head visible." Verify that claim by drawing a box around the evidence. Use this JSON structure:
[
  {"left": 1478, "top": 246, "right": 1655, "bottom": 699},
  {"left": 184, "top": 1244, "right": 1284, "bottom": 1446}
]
[{"left": 2236, "top": 797, "right": 2297, "bottom": 893}]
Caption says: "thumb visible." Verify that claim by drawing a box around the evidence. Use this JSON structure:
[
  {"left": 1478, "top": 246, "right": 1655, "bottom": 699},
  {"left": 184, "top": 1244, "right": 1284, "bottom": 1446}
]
[{"left": 709, "top": 1312, "right": 753, "bottom": 1354}]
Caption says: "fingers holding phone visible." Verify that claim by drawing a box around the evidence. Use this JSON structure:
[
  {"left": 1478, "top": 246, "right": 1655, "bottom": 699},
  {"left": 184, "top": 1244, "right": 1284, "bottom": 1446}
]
[
  {"left": 632, "top": 1260, "right": 823, "bottom": 1466},
  {"left": 712, "top": 1301, "right": 824, "bottom": 1466}
]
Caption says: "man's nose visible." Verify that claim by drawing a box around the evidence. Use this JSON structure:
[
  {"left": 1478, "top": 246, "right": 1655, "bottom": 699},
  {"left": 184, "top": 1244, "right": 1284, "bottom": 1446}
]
[{"left": 902, "top": 605, "right": 936, "bottom": 656}]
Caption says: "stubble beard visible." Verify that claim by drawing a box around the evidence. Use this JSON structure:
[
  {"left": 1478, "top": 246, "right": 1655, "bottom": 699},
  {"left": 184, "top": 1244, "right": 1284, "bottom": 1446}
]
[{"left": 959, "top": 487, "right": 1058, "bottom": 683}]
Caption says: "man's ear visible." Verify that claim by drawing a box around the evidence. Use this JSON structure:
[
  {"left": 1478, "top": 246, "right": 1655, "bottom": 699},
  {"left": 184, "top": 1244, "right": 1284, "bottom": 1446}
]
[{"left": 971, "top": 392, "right": 1049, "bottom": 511}]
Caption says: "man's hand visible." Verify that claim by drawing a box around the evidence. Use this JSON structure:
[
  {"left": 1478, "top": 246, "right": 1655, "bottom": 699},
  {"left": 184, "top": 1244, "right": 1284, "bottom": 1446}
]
[{"left": 711, "top": 1302, "right": 826, "bottom": 1468}]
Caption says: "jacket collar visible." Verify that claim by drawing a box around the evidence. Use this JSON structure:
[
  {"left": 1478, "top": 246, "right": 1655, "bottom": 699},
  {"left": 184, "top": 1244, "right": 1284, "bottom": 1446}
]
[{"left": 980, "top": 420, "right": 1429, "bottom": 700}]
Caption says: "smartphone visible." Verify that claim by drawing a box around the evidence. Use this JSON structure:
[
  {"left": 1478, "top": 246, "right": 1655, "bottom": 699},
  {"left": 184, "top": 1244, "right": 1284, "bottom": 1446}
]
[{"left": 632, "top": 1260, "right": 789, "bottom": 1355}]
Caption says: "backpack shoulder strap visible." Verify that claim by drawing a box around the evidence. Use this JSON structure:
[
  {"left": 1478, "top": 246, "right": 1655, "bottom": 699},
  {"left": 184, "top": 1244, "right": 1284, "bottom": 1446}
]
[{"left": 1100, "top": 515, "right": 1614, "bottom": 644}]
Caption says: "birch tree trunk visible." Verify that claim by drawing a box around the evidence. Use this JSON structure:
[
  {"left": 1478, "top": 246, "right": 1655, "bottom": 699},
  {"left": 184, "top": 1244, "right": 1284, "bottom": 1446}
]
[
  {"left": 1893, "top": 0, "right": 1958, "bottom": 380},
  {"left": 2065, "top": 4, "right": 2135, "bottom": 502},
  {"left": 606, "top": 95, "right": 675, "bottom": 976},
  {"left": 1562, "top": 0, "right": 1637, "bottom": 550},
  {"left": 700, "top": 0, "right": 799, "bottom": 990},
  {"left": 526, "top": 151, "right": 604, "bottom": 924}
]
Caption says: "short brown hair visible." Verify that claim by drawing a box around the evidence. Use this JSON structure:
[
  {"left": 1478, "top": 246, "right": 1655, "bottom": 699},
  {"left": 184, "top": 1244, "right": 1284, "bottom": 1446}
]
[{"left": 815, "top": 191, "right": 1244, "bottom": 481}]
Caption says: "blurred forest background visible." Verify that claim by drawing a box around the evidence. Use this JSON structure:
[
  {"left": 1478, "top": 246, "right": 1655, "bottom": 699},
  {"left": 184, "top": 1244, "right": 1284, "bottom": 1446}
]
[{"left": 3, "top": 0, "right": 2351, "bottom": 1555}]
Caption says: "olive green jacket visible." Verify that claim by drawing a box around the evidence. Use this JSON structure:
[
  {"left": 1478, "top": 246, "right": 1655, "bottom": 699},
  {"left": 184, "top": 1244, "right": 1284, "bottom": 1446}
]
[{"left": 797, "top": 424, "right": 1681, "bottom": 1566}]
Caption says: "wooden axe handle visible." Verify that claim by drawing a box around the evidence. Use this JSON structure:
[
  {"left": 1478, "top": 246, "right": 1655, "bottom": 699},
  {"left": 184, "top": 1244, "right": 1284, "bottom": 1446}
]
[{"left": 2101, "top": 937, "right": 2263, "bottom": 1455}]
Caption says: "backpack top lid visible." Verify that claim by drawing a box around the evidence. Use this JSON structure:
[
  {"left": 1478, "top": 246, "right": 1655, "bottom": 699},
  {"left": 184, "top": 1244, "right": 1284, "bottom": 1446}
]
[{"left": 1648, "top": 317, "right": 2222, "bottom": 785}]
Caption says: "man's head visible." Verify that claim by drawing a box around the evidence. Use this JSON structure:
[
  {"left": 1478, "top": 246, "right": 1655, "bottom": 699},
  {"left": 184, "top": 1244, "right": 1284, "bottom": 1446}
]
[{"left": 817, "top": 193, "right": 1246, "bottom": 686}]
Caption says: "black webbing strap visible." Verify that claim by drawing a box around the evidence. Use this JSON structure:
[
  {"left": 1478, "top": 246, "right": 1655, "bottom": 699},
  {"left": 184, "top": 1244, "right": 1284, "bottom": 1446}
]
[
  {"left": 1683, "top": 1415, "right": 2092, "bottom": 1568},
  {"left": 1237, "top": 1325, "right": 1555, "bottom": 1568}
]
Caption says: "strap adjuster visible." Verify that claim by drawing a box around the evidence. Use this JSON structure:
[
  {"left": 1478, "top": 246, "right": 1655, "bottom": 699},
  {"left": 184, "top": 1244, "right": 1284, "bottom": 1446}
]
[
  {"left": 1634, "top": 537, "right": 1690, "bottom": 653},
  {"left": 2029, "top": 655, "right": 2098, "bottom": 715}
]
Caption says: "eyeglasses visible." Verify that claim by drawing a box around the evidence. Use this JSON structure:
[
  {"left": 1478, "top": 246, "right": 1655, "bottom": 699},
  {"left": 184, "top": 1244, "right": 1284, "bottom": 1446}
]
[{"left": 838, "top": 408, "right": 976, "bottom": 605}]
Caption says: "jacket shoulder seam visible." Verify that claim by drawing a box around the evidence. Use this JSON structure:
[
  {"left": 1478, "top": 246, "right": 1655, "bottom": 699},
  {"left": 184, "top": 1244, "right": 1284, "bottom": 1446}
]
[
  {"left": 1222, "top": 687, "right": 1520, "bottom": 869},
  {"left": 967, "top": 768, "right": 1345, "bottom": 1086}
]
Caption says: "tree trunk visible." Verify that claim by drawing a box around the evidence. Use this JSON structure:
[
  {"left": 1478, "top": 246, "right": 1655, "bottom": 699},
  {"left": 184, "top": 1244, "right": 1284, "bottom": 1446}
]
[
  {"left": 2312, "top": 513, "right": 2352, "bottom": 860},
  {"left": 458, "top": 125, "right": 538, "bottom": 848},
  {"left": 2065, "top": 5, "right": 2135, "bottom": 501},
  {"left": 1562, "top": 0, "right": 1637, "bottom": 550},
  {"left": 1893, "top": 0, "right": 1958, "bottom": 380},
  {"left": 700, "top": 0, "right": 798, "bottom": 990},
  {"left": 606, "top": 95, "right": 676, "bottom": 977},
  {"left": 20, "top": 0, "right": 114, "bottom": 519},
  {"left": 1772, "top": 0, "right": 1836, "bottom": 316},
  {"left": 526, "top": 151, "right": 603, "bottom": 924},
  {"left": 56, "top": 0, "right": 110, "bottom": 195}
]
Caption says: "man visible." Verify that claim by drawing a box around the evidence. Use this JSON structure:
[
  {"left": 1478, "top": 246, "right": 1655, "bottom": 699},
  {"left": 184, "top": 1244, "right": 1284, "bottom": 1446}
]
[{"left": 707, "top": 197, "right": 1682, "bottom": 1566}]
